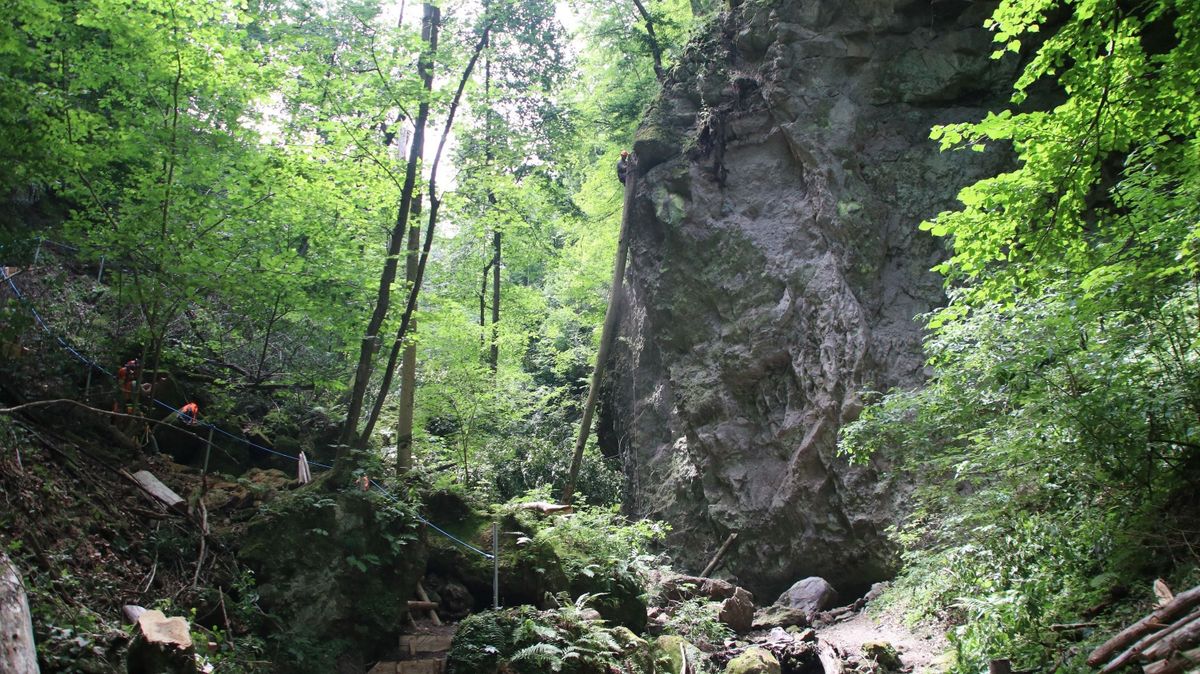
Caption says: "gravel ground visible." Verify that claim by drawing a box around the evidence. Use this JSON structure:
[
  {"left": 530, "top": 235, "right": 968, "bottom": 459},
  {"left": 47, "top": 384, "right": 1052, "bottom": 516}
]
[{"left": 818, "top": 606, "right": 952, "bottom": 673}]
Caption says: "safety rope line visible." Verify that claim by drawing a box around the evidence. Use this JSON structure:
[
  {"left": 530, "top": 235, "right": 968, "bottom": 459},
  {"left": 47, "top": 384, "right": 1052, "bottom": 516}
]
[{"left": 0, "top": 263, "right": 493, "bottom": 560}]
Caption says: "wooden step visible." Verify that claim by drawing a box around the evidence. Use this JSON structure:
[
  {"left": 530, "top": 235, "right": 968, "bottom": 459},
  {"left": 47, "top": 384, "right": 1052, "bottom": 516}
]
[
  {"left": 368, "top": 658, "right": 444, "bottom": 674},
  {"left": 399, "top": 633, "right": 454, "bottom": 655}
]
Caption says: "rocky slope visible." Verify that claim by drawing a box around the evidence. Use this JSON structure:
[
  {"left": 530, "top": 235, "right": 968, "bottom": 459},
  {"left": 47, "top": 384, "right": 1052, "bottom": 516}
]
[{"left": 599, "top": 0, "right": 1020, "bottom": 598}]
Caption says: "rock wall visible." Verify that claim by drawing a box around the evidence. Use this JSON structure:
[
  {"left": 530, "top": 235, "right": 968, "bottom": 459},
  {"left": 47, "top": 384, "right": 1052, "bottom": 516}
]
[{"left": 599, "top": 0, "right": 1018, "bottom": 598}]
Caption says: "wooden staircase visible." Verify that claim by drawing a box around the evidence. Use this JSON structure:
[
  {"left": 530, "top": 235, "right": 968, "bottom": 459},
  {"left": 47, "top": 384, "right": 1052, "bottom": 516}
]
[{"left": 367, "top": 629, "right": 456, "bottom": 674}]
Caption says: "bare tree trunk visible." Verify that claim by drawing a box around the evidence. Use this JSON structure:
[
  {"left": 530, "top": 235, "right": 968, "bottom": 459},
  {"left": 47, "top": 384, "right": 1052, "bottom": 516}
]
[
  {"left": 480, "top": 260, "right": 492, "bottom": 348},
  {"left": 352, "top": 25, "right": 492, "bottom": 457},
  {"left": 562, "top": 162, "right": 637, "bottom": 504},
  {"left": 363, "top": 195, "right": 422, "bottom": 445},
  {"left": 1, "top": 553, "right": 39, "bottom": 674},
  {"left": 489, "top": 226, "right": 500, "bottom": 370},
  {"left": 630, "top": 0, "right": 665, "bottom": 81},
  {"left": 337, "top": 4, "right": 438, "bottom": 464},
  {"left": 485, "top": 53, "right": 500, "bottom": 372},
  {"left": 395, "top": 195, "right": 422, "bottom": 474}
]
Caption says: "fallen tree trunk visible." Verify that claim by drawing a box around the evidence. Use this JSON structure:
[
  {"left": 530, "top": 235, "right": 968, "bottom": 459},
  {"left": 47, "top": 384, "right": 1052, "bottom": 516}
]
[
  {"left": 1088, "top": 585, "right": 1200, "bottom": 666},
  {"left": 1099, "top": 608, "right": 1200, "bottom": 674},
  {"left": 1, "top": 552, "right": 39, "bottom": 674},
  {"left": 1143, "top": 646, "right": 1200, "bottom": 674},
  {"left": 1142, "top": 615, "right": 1200, "bottom": 661}
]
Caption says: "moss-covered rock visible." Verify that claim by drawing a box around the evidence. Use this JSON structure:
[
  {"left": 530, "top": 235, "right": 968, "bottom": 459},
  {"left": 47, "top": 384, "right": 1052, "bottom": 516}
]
[
  {"left": 724, "top": 647, "right": 781, "bottom": 674},
  {"left": 654, "top": 635, "right": 703, "bottom": 674},
  {"left": 235, "top": 487, "right": 425, "bottom": 672},
  {"left": 570, "top": 569, "right": 647, "bottom": 633},
  {"left": 426, "top": 494, "right": 649, "bottom": 632},
  {"left": 862, "top": 641, "right": 902, "bottom": 671}
]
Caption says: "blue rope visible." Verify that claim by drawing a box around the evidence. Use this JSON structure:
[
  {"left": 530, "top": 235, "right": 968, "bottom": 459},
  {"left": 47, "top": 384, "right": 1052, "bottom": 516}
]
[
  {"left": 1, "top": 264, "right": 493, "bottom": 560},
  {"left": 369, "top": 479, "right": 495, "bottom": 559}
]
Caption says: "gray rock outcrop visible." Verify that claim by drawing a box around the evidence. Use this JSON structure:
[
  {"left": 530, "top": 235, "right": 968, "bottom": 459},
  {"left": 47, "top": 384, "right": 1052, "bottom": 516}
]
[{"left": 599, "top": 0, "right": 1019, "bottom": 598}]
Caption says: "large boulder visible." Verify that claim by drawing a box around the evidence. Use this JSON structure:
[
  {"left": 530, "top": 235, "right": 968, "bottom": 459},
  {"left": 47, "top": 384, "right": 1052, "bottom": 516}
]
[
  {"left": 719, "top": 587, "right": 756, "bottom": 634},
  {"left": 599, "top": 0, "right": 1021, "bottom": 600},
  {"left": 775, "top": 577, "right": 838, "bottom": 615}
]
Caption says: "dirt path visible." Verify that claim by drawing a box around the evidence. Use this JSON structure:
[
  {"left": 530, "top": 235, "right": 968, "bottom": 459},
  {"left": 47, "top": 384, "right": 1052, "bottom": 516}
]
[{"left": 817, "top": 607, "right": 950, "bottom": 673}]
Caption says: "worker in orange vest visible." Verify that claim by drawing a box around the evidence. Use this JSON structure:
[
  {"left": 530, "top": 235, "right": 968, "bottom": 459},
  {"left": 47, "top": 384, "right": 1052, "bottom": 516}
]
[
  {"left": 178, "top": 401, "right": 199, "bottom": 425},
  {"left": 114, "top": 358, "right": 140, "bottom": 415}
]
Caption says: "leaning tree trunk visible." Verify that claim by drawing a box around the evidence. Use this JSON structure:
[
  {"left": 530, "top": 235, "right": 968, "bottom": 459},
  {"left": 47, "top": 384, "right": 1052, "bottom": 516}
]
[
  {"left": 562, "top": 163, "right": 637, "bottom": 505},
  {"left": 1, "top": 553, "right": 39, "bottom": 673}
]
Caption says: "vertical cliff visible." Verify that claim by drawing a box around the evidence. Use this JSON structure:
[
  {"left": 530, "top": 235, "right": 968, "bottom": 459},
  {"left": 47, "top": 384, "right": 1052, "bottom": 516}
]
[{"left": 599, "top": 0, "right": 1018, "bottom": 598}]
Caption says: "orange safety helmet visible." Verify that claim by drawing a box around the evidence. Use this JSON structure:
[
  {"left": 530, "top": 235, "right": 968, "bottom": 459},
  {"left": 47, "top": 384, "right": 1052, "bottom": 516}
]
[{"left": 620, "top": 150, "right": 629, "bottom": 158}]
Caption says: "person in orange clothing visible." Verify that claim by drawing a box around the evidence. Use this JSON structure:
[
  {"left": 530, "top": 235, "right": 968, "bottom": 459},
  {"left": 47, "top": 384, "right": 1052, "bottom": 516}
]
[
  {"left": 178, "top": 401, "right": 199, "bottom": 425},
  {"left": 114, "top": 358, "right": 140, "bottom": 415}
]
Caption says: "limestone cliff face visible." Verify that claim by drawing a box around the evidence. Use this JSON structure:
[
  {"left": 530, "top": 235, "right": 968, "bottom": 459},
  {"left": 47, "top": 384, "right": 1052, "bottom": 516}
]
[{"left": 599, "top": 0, "right": 1017, "bottom": 598}]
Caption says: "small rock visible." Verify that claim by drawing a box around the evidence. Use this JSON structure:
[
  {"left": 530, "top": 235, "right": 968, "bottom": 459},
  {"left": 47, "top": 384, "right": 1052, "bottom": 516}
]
[
  {"left": 752, "top": 605, "right": 809, "bottom": 630},
  {"left": 767, "top": 627, "right": 792, "bottom": 642},
  {"left": 788, "top": 627, "right": 817, "bottom": 642},
  {"left": 431, "top": 578, "right": 473, "bottom": 620},
  {"left": 863, "top": 582, "right": 888, "bottom": 603},
  {"left": 719, "top": 587, "right": 755, "bottom": 634},
  {"left": 610, "top": 626, "right": 648, "bottom": 652},
  {"left": 122, "top": 604, "right": 147, "bottom": 624},
  {"left": 862, "top": 641, "right": 903, "bottom": 671},
  {"left": 725, "top": 646, "right": 781, "bottom": 674},
  {"left": 774, "top": 577, "right": 838, "bottom": 616}
]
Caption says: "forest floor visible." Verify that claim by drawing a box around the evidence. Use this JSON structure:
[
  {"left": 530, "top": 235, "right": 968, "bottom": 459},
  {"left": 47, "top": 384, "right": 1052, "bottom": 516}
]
[{"left": 818, "top": 604, "right": 951, "bottom": 673}]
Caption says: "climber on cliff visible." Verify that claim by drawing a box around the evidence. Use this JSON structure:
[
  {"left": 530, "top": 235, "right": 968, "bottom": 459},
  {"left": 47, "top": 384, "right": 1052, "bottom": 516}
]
[{"left": 617, "top": 150, "right": 631, "bottom": 184}]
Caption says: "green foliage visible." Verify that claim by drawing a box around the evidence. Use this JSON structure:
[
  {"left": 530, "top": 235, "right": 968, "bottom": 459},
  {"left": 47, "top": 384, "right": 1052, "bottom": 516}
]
[
  {"left": 662, "top": 598, "right": 733, "bottom": 653},
  {"left": 844, "top": 1, "right": 1200, "bottom": 671},
  {"left": 532, "top": 503, "right": 667, "bottom": 584},
  {"left": 447, "top": 595, "right": 659, "bottom": 674}
]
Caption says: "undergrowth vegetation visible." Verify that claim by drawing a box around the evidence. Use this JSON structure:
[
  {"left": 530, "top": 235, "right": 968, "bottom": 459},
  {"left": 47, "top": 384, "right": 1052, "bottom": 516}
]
[{"left": 843, "top": 0, "right": 1200, "bottom": 671}]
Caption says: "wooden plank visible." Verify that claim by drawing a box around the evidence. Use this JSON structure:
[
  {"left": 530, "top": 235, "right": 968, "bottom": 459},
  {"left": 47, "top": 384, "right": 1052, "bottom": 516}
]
[
  {"left": 397, "top": 660, "right": 443, "bottom": 674},
  {"left": 415, "top": 582, "right": 441, "bottom": 626},
  {"left": 126, "top": 470, "right": 186, "bottom": 512},
  {"left": 398, "top": 635, "right": 454, "bottom": 653}
]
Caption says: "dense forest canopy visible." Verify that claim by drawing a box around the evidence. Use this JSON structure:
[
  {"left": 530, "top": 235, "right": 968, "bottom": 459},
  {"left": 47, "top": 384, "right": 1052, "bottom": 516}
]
[
  {"left": 0, "top": 0, "right": 710, "bottom": 500},
  {"left": 1, "top": 0, "right": 1199, "bottom": 672}
]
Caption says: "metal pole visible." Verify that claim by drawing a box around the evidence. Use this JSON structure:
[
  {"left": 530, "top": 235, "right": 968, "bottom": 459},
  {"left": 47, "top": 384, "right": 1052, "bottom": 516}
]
[
  {"left": 492, "top": 521, "right": 499, "bottom": 609},
  {"left": 32, "top": 238, "right": 42, "bottom": 265},
  {"left": 96, "top": 256, "right": 105, "bottom": 283},
  {"left": 201, "top": 425, "right": 215, "bottom": 493}
]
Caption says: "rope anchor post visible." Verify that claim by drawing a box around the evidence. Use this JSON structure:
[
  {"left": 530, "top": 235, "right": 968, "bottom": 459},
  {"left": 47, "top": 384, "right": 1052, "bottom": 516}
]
[{"left": 492, "top": 521, "right": 499, "bottom": 610}]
